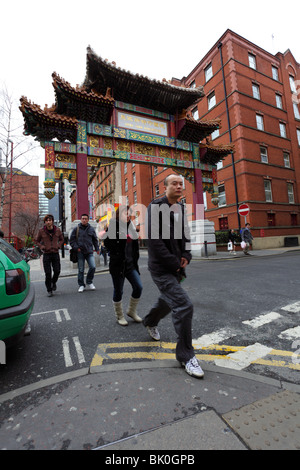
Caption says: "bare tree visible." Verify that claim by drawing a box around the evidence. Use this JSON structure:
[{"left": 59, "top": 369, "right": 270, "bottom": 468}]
[{"left": 0, "top": 86, "right": 40, "bottom": 230}]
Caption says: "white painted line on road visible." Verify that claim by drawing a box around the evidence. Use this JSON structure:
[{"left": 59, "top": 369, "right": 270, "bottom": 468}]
[
  {"left": 242, "top": 312, "right": 282, "bottom": 329},
  {"left": 279, "top": 326, "right": 300, "bottom": 340},
  {"left": 281, "top": 302, "right": 300, "bottom": 313},
  {"left": 214, "top": 343, "right": 273, "bottom": 370},
  {"left": 193, "top": 328, "right": 236, "bottom": 349},
  {"left": 73, "top": 336, "right": 86, "bottom": 364},
  {"left": 55, "top": 309, "right": 71, "bottom": 322},
  {"left": 62, "top": 338, "right": 73, "bottom": 367}
]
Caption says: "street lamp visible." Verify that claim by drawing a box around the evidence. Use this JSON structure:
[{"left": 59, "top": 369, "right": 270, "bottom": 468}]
[{"left": 8, "top": 139, "right": 13, "bottom": 243}]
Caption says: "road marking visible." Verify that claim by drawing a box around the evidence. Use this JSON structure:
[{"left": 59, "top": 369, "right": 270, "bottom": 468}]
[
  {"left": 193, "top": 328, "right": 236, "bottom": 348},
  {"left": 278, "top": 326, "right": 300, "bottom": 340},
  {"left": 31, "top": 309, "right": 71, "bottom": 322},
  {"left": 242, "top": 312, "right": 282, "bottom": 329},
  {"left": 62, "top": 337, "right": 85, "bottom": 367},
  {"left": 214, "top": 343, "right": 273, "bottom": 370},
  {"left": 90, "top": 342, "right": 300, "bottom": 372},
  {"left": 281, "top": 301, "right": 300, "bottom": 313}
]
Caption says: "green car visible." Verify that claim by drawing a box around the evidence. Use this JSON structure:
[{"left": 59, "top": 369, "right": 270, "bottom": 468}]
[{"left": 0, "top": 237, "right": 35, "bottom": 346}]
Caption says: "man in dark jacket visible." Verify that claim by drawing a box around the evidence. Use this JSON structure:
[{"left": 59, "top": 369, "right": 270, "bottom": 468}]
[
  {"left": 143, "top": 174, "right": 204, "bottom": 379},
  {"left": 36, "top": 214, "right": 64, "bottom": 297},
  {"left": 70, "top": 214, "right": 100, "bottom": 292}
]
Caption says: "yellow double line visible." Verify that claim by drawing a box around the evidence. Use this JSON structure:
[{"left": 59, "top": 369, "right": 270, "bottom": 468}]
[{"left": 90, "top": 342, "right": 300, "bottom": 371}]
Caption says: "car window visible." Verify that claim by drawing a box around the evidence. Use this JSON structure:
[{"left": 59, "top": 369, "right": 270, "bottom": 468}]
[{"left": 0, "top": 238, "right": 23, "bottom": 264}]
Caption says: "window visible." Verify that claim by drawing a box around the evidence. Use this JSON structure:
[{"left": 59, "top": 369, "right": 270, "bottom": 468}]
[
  {"left": 276, "top": 94, "right": 283, "bottom": 109},
  {"left": 287, "top": 183, "right": 295, "bottom": 204},
  {"left": 211, "top": 129, "right": 219, "bottom": 140},
  {"left": 249, "top": 53, "right": 256, "bottom": 70},
  {"left": 190, "top": 80, "right": 196, "bottom": 88},
  {"left": 279, "top": 122, "right": 287, "bottom": 138},
  {"left": 267, "top": 213, "right": 276, "bottom": 226},
  {"left": 155, "top": 184, "right": 159, "bottom": 197},
  {"left": 260, "top": 146, "right": 268, "bottom": 163},
  {"left": 154, "top": 166, "right": 158, "bottom": 176},
  {"left": 252, "top": 84, "right": 260, "bottom": 100},
  {"left": 124, "top": 162, "right": 127, "bottom": 174},
  {"left": 125, "top": 178, "right": 128, "bottom": 192},
  {"left": 192, "top": 107, "right": 199, "bottom": 120},
  {"left": 293, "top": 102, "right": 300, "bottom": 120},
  {"left": 133, "top": 191, "right": 137, "bottom": 205},
  {"left": 289, "top": 75, "right": 297, "bottom": 94},
  {"left": 205, "top": 63, "right": 213, "bottom": 82},
  {"left": 219, "top": 217, "right": 228, "bottom": 230},
  {"left": 208, "top": 92, "right": 216, "bottom": 110},
  {"left": 133, "top": 172, "right": 136, "bottom": 186},
  {"left": 264, "top": 180, "right": 273, "bottom": 202},
  {"left": 297, "top": 129, "right": 300, "bottom": 146},
  {"left": 218, "top": 184, "right": 226, "bottom": 207},
  {"left": 272, "top": 66, "right": 279, "bottom": 81},
  {"left": 283, "top": 152, "right": 290, "bottom": 168},
  {"left": 256, "top": 114, "right": 264, "bottom": 131}
]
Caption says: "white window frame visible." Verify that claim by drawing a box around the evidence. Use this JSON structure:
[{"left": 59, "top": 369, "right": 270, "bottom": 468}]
[
  {"left": 264, "top": 179, "right": 273, "bottom": 202},
  {"left": 289, "top": 75, "right": 297, "bottom": 94},
  {"left": 283, "top": 152, "right": 290, "bottom": 168},
  {"left": 293, "top": 102, "right": 300, "bottom": 120},
  {"left": 276, "top": 94, "right": 283, "bottom": 109},
  {"left": 218, "top": 184, "right": 226, "bottom": 207},
  {"left": 249, "top": 53, "right": 256, "bottom": 70},
  {"left": 260, "top": 146, "right": 268, "bottom": 163},
  {"left": 287, "top": 183, "right": 295, "bottom": 204},
  {"left": 297, "top": 129, "right": 300, "bottom": 146},
  {"left": 279, "top": 122, "right": 287, "bottom": 138},
  {"left": 192, "top": 107, "right": 199, "bottom": 120},
  {"left": 252, "top": 84, "right": 260, "bottom": 100},
  {"left": 205, "top": 63, "right": 213, "bottom": 82},
  {"left": 208, "top": 92, "right": 216, "bottom": 110},
  {"left": 272, "top": 66, "right": 279, "bottom": 81},
  {"left": 256, "top": 114, "right": 264, "bottom": 131}
]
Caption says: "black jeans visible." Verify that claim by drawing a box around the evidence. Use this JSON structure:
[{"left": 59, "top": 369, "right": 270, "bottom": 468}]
[{"left": 43, "top": 253, "right": 61, "bottom": 292}]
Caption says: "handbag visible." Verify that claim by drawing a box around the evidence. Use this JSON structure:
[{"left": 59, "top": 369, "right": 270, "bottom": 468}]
[
  {"left": 70, "top": 249, "right": 78, "bottom": 263},
  {"left": 70, "top": 227, "right": 79, "bottom": 263}
]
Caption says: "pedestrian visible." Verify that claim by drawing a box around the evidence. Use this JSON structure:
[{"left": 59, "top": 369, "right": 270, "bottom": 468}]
[
  {"left": 0, "top": 229, "right": 3, "bottom": 238},
  {"left": 143, "top": 174, "right": 204, "bottom": 379},
  {"left": 70, "top": 214, "right": 100, "bottom": 292},
  {"left": 104, "top": 206, "right": 143, "bottom": 326},
  {"left": 228, "top": 229, "right": 237, "bottom": 254},
  {"left": 36, "top": 214, "right": 64, "bottom": 297},
  {"left": 241, "top": 222, "right": 253, "bottom": 255}
]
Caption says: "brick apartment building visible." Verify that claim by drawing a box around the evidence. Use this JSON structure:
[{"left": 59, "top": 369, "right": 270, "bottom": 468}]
[
  {"left": 0, "top": 167, "right": 39, "bottom": 243},
  {"left": 113, "top": 29, "right": 300, "bottom": 248}
]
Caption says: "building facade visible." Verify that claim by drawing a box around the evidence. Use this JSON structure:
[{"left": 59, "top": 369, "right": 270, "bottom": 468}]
[{"left": 177, "top": 29, "right": 300, "bottom": 247}]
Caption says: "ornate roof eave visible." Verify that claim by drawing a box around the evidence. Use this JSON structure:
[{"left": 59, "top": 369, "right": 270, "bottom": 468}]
[
  {"left": 84, "top": 46, "right": 205, "bottom": 114},
  {"left": 52, "top": 72, "right": 114, "bottom": 124},
  {"left": 177, "top": 117, "right": 221, "bottom": 143},
  {"left": 19, "top": 96, "right": 78, "bottom": 143},
  {"left": 200, "top": 142, "right": 234, "bottom": 165}
]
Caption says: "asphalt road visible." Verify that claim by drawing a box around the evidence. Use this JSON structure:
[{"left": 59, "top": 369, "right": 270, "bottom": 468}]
[{"left": 1, "top": 251, "right": 299, "bottom": 395}]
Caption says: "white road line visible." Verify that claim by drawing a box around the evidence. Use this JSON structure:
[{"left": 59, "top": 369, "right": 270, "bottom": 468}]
[
  {"left": 281, "top": 302, "right": 300, "bottom": 313},
  {"left": 32, "top": 309, "right": 71, "bottom": 322},
  {"left": 62, "top": 338, "right": 73, "bottom": 367},
  {"left": 242, "top": 312, "right": 282, "bottom": 329},
  {"left": 73, "top": 336, "right": 86, "bottom": 364},
  {"left": 193, "top": 328, "right": 236, "bottom": 349},
  {"left": 214, "top": 343, "right": 273, "bottom": 370},
  {"left": 279, "top": 326, "right": 300, "bottom": 340}
]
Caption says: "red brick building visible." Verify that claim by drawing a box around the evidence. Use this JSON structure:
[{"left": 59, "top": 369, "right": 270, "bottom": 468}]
[
  {"left": 122, "top": 29, "right": 300, "bottom": 248},
  {"left": 177, "top": 29, "right": 300, "bottom": 247}
]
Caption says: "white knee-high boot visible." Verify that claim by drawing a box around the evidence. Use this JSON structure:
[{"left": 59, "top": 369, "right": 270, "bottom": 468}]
[
  {"left": 113, "top": 301, "right": 128, "bottom": 326},
  {"left": 126, "top": 297, "right": 142, "bottom": 323}
]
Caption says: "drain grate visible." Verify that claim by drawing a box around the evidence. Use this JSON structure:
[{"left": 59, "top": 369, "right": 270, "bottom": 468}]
[{"left": 223, "top": 390, "right": 300, "bottom": 450}]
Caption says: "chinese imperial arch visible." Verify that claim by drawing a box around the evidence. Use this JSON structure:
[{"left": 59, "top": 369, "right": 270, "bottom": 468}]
[{"left": 20, "top": 47, "right": 233, "bottom": 254}]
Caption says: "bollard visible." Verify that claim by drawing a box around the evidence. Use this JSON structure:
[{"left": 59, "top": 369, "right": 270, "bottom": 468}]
[
  {"left": 204, "top": 240, "right": 208, "bottom": 257},
  {"left": 0, "top": 340, "right": 6, "bottom": 365}
]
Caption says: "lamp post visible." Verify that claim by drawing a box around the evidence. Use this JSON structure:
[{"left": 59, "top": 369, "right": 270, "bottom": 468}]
[{"left": 8, "top": 140, "right": 13, "bottom": 244}]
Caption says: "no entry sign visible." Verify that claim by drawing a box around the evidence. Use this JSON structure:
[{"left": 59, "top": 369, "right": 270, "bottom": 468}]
[{"left": 239, "top": 204, "right": 250, "bottom": 217}]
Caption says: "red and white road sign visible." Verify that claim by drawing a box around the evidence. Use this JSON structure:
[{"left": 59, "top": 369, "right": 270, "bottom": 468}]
[{"left": 238, "top": 204, "right": 250, "bottom": 217}]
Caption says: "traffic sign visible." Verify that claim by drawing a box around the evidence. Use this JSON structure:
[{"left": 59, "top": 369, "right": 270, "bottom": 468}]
[{"left": 238, "top": 204, "right": 250, "bottom": 217}]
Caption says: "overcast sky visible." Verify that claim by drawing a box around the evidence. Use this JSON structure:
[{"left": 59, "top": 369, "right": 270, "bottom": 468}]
[{"left": 1, "top": 0, "right": 299, "bottom": 182}]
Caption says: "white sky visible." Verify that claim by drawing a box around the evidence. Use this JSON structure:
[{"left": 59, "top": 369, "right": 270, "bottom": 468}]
[{"left": 1, "top": 0, "right": 299, "bottom": 185}]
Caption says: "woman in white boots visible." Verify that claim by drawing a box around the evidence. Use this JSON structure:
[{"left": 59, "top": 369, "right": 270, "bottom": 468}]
[{"left": 104, "top": 206, "right": 143, "bottom": 326}]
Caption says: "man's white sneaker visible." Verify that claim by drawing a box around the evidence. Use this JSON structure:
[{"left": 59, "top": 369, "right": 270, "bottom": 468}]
[
  {"left": 147, "top": 326, "right": 160, "bottom": 341},
  {"left": 182, "top": 356, "right": 204, "bottom": 378},
  {"left": 78, "top": 286, "right": 85, "bottom": 293},
  {"left": 87, "top": 283, "right": 96, "bottom": 290}
]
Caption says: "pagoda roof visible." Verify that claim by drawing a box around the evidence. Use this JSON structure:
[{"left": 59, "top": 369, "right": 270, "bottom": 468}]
[
  {"left": 200, "top": 142, "right": 234, "bottom": 165},
  {"left": 19, "top": 97, "right": 78, "bottom": 143},
  {"left": 177, "top": 117, "right": 221, "bottom": 143},
  {"left": 83, "top": 47, "right": 205, "bottom": 114},
  {"left": 52, "top": 72, "right": 114, "bottom": 124}
]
